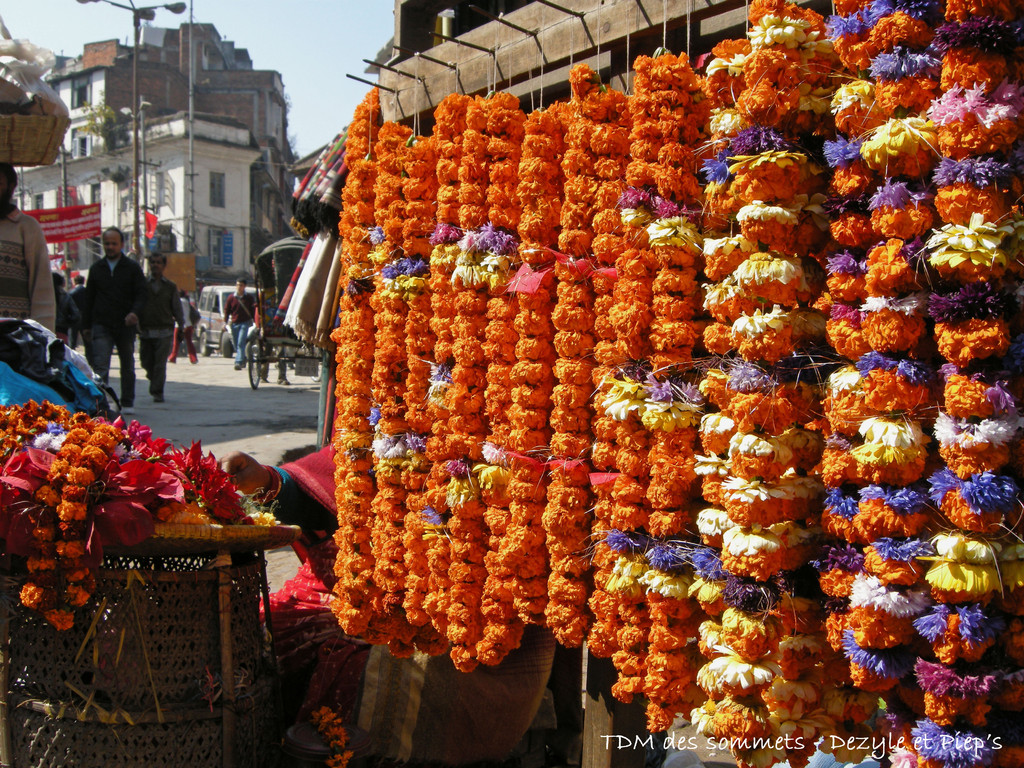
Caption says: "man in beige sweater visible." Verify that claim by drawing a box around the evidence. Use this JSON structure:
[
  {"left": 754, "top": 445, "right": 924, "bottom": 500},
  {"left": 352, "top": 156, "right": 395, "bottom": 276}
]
[{"left": 0, "top": 162, "right": 54, "bottom": 332}]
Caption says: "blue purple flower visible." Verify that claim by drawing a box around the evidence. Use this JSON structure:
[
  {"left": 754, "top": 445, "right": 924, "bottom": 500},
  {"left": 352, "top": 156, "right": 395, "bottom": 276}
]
[
  {"left": 691, "top": 546, "right": 727, "bottom": 581},
  {"left": 605, "top": 529, "right": 647, "bottom": 555},
  {"left": 933, "top": 155, "right": 1014, "bottom": 188},
  {"left": 841, "top": 629, "right": 916, "bottom": 679},
  {"left": 870, "top": 47, "right": 940, "bottom": 81},
  {"left": 827, "top": 248, "right": 868, "bottom": 276},
  {"left": 911, "top": 719, "right": 997, "bottom": 768},
  {"left": 934, "top": 17, "right": 1018, "bottom": 55},
  {"left": 823, "top": 136, "right": 865, "bottom": 169},
  {"left": 929, "top": 282, "right": 1016, "bottom": 324}
]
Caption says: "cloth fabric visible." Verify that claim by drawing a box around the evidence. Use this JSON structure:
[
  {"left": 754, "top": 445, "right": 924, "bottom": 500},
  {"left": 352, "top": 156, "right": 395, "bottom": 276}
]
[
  {"left": 0, "top": 318, "right": 64, "bottom": 383},
  {"left": 275, "top": 240, "right": 312, "bottom": 320},
  {"left": 224, "top": 291, "right": 256, "bottom": 325},
  {"left": 138, "top": 276, "right": 183, "bottom": 336},
  {"left": 138, "top": 334, "right": 173, "bottom": 398},
  {"left": 271, "top": 446, "right": 555, "bottom": 766},
  {"left": 90, "top": 323, "right": 135, "bottom": 407},
  {"left": 284, "top": 231, "right": 337, "bottom": 344},
  {"left": 357, "top": 625, "right": 555, "bottom": 764},
  {"left": 82, "top": 255, "right": 146, "bottom": 330},
  {"left": 313, "top": 239, "right": 345, "bottom": 350},
  {"left": 0, "top": 208, "right": 54, "bottom": 332}
]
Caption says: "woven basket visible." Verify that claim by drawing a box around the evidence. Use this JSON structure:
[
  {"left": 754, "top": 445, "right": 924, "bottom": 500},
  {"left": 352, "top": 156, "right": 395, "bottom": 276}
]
[
  {"left": 105, "top": 523, "right": 301, "bottom": 556},
  {"left": 0, "top": 114, "right": 70, "bottom": 167},
  {"left": 3, "top": 555, "right": 280, "bottom": 767}
]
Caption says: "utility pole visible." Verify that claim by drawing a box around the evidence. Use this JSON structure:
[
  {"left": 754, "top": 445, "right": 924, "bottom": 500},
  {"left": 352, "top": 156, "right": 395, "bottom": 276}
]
[
  {"left": 187, "top": 1, "right": 196, "bottom": 255},
  {"left": 140, "top": 99, "right": 150, "bottom": 257},
  {"left": 60, "top": 148, "right": 71, "bottom": 277}
]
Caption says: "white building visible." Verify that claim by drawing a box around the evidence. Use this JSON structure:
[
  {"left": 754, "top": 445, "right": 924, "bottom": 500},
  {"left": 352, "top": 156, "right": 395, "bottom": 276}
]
[{"left": 18, "top": 111, "right": 263, "bottom": 280}]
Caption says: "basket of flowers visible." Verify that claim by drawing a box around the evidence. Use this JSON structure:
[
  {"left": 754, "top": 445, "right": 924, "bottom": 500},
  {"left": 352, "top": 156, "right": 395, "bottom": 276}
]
[{"left": 0, "top": 401, "right": 296, "bottom": 767}]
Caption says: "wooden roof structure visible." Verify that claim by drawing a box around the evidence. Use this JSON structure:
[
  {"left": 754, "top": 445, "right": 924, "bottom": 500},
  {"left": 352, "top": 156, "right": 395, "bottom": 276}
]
[{"left": 371, "top": 0, "right": 829, "bottom": 126}]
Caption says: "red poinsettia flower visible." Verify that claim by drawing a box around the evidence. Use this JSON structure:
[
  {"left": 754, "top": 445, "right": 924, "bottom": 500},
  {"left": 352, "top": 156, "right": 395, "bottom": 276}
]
[
  {"left": 89, "top": 457, "right": 185, "bottom": 558},
  {"left": 0, "top": 448, "right": 55, "bottom": 556},
  {"left": 120, "top": 419, "right": 174, "bottom": 459},
  {"left": 167, "top": 442, "right": 245, "bottom": 523}
]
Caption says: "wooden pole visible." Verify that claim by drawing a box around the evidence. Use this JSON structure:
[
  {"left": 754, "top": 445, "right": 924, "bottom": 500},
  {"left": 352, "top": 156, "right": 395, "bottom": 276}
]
[
  {"left": 0, "top": 592, "right": 11, "bottom": 768},
  {"left": 216, "top": 551, "right": 236, "bottom": 768},
  {"left": 582, "top": 653, "right": 647, "bottom": 768}
]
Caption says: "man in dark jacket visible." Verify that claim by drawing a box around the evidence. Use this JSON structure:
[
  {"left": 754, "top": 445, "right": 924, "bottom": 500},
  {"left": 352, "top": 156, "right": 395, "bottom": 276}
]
[
  {"left": 137, "top": 252, "right": 183, "bottom": 403},
  {"left": 68, "top": 274, "right": 88, "bottom": 351},
  {"left": 82, "top": 227, "right": 146, "bottom": 413}
]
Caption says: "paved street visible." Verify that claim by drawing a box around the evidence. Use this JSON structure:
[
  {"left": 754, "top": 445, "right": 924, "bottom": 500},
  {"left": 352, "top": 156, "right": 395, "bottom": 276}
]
[
  {"left": 104, "top": 347, "right": 323, "bottom": 587},
  {"left": 110, "top": 350, "right": 323, "bottom": 467}
]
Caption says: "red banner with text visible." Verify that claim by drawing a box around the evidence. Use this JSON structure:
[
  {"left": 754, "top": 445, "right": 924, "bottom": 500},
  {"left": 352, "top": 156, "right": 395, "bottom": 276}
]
[{"left": 25, "top": 204, "right": 102, "bottom": 245}]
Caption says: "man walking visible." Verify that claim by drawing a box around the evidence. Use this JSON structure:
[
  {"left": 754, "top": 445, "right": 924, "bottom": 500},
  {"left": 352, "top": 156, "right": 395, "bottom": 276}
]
[
  {"left": 68, "top": 274, "right": 88, "bottom": 351},
  {"left": 223, "top": 277, "right": 255, "bottom": 370},
  {"left": 82, "top": 227, "right": 146, "bottom": 413},
  {"left": 138, "top": 252, "right": 183, "bottom": 403}
]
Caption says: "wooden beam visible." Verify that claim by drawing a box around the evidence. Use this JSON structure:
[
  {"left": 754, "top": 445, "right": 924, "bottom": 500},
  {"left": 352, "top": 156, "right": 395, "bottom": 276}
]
[
  {"left": 376, "top": 0, "right": 829, "bottom": 123},
  {"left": 380, "top": 0, "right": 743, "bottom": 121},
  {"left": 582, "top": 654, "right": 648, "bottom": 768}
]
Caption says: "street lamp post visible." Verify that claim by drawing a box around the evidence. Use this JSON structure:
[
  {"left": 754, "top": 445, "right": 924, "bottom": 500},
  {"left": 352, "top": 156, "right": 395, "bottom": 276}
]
[{"left": 76, "top": 0, "right": 185, "bottom": 259}]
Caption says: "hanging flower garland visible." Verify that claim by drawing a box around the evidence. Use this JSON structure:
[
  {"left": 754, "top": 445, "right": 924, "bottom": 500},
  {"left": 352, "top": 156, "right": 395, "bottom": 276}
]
[
  {"left": 394, "top": 133, "right": 446, "bottom": 654},
  {"left": 499, "top": 104, "right": 565, "bottom": 629},
  {"left": 331, "top": 89, "right": 382, "bottom": 639},
  {"left": 477, "top": 93, "right": 529, "bottom": 666},
  {"left": 365, "top": 120, "right": 419, "bottom": 653},
  {"left": 422, "top": 93, "right": 473, "bottom": 640}
]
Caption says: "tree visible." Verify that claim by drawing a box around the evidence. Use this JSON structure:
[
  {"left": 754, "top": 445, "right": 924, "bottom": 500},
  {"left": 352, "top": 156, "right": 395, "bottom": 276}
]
[{"left": 79, "top": 100, "right": 129, "bottom": 152}]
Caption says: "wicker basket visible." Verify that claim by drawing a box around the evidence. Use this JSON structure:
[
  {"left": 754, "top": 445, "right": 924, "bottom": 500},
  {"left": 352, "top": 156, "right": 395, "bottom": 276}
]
[
  {"left": 2, "top": 552, "right": 281, "bottom": 767},
  {"left": 105, "top": 523, "right": 301, "bottom": 557},
  {"left": 0, "top": 114, "right": 70, "bottom": 167}
]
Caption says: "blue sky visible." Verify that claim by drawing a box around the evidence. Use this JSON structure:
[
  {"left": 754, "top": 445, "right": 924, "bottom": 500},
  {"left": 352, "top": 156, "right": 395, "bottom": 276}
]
[{"left": 3, "top": 1, "right": 396, "bottom": 157}]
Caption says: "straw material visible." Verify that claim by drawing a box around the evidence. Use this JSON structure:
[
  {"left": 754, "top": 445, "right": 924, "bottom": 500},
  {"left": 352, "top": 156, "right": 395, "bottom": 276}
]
[
  {"left": 105, "top": 523, "right": 300, "bottom": 556},
  {"left": 0, "top": 114, "right": 70, "bottom": 167}
]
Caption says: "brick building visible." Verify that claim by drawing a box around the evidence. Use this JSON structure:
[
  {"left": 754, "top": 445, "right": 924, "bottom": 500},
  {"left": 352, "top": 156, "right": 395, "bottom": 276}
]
[{"left": 20, "top": 22, "right": 293, "bottom": 279}]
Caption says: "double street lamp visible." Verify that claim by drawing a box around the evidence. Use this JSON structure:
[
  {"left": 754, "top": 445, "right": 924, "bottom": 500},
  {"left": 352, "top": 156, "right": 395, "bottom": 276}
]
[{"left": 76, "top": 0, "right": 186, "bottom": 258}]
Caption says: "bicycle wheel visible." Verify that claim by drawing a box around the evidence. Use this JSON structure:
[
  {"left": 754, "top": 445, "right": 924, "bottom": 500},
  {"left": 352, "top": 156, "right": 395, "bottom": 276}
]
[{"left": 247, "top": 339, "right": 262, "bottom": 390}]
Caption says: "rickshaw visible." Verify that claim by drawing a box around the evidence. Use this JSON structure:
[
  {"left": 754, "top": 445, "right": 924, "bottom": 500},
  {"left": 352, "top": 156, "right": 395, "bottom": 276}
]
[{"left": 246, "top": 237, "right": 321, "bottom": 389}]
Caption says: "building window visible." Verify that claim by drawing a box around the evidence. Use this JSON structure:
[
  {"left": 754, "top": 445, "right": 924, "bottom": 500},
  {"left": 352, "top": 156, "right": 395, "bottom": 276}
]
[
  {"left": 70, "top": 129, "right": 91, "bottom": 158},
  {"left": 71, "top": 77, "right": 91, "bottom": 109},
  {"left": 33, "top": 194, "right": 44, "bottom": 210},
  {"left": 208, "top": 228, "right": 223, "bottom": 266},
  {"left": 90, "top": 183, "right": 101, "bottom": 205},
  {"left": 209, "top": 171, "right": 225, "bottom": 208}
]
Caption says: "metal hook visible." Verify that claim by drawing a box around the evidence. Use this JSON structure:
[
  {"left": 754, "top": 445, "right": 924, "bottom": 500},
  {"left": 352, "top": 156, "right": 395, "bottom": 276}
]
[
  {"left": 433, "top": 32, "right": 494, "bottom": 54},
  {"left": 393, "top": 44, "right": 458, "bottom": 70},
  {"left": 346, "top": 74, "right": 396, "bottom": 93},
  {"left": 363, "top": 59, "right": 422, "bottom": 82},
  {"left": 535, "top": 0, "right": 585, "bottom": 18},
  {"left": 468, "top": 5, "right": 538, "bottom": 36}
]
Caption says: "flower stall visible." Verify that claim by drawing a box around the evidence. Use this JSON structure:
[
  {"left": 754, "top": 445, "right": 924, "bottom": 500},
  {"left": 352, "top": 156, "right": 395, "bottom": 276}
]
[
  {"left": 0, "top": 402, "right": 297, "bottom": 767},
  {"left": 320, "top": 0, "right": 1024, "bottom": 765}
]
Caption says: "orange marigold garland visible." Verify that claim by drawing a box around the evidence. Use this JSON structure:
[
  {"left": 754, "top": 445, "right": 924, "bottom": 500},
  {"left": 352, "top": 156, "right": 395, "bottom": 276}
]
[
  {"left": 396, "top": 133, "right": 446, "bottom": 654},
  {"left": 477, "top": 95, "right": 528, "bottom": 666},
  {"left": 423, "top": 94, "right": 473, "bottom": 640},
  {"left": 366, "top": 120, "right": 418, "bottom": 653},
  {"left": 331, "top": 89, "right": 382, "bottom": 639},
  {"left": 500, "top": 105, "right": 564, "bottom": 628}
]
